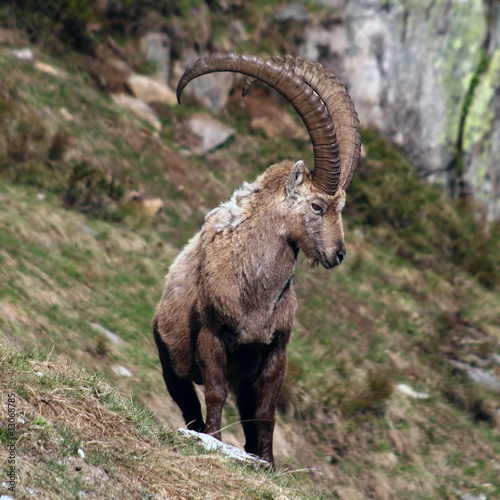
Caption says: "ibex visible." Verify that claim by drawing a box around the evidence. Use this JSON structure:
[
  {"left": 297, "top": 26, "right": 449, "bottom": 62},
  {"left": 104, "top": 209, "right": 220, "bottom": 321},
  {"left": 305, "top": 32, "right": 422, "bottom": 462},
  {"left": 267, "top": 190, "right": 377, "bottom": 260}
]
[{"left": 153, "top": 52, "right": 361, "bottom": 466}]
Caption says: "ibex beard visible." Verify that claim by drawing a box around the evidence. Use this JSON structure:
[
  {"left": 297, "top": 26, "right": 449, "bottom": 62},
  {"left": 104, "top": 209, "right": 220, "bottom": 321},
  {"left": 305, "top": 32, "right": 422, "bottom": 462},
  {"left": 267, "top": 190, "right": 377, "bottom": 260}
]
[{"left": 153, "top": 53, "right": 361, "bottom": 466}]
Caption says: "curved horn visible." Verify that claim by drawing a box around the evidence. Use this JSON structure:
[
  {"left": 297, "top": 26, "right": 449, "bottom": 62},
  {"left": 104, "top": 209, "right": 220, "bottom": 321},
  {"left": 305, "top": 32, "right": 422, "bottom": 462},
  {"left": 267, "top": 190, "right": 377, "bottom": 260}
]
[
  {"left": 177, "top": 52, "right": 342, "bottom": 195},
  {"left": 244, "top": 56, "right": 361, "bottom": 191}
]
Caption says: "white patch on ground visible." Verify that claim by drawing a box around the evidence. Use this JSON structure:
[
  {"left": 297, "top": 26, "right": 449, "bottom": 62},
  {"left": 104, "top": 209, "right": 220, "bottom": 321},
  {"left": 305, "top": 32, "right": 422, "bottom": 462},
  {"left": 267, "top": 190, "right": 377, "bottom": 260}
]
[
  {"left": 89, "top": 322, "right": 124, "bottom": 345},
  {"left": 110, "top": 365, "right": 133, "bottom": 378},
  {"left": 449, "top": 360, "right": 500, "bottom": 392},
  {"left": 178, "top": 428, "right": 270, "bottom": 467},
  {"left": 396, "top": 383, "right": 430, "bottom": 400}
]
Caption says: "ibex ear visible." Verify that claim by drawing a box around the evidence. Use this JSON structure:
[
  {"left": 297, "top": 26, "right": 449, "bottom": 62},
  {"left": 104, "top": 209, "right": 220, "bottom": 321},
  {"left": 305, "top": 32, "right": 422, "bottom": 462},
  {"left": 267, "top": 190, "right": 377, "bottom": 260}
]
[{"left": 286, "top": 161, "right": 306, "bottom": 197}]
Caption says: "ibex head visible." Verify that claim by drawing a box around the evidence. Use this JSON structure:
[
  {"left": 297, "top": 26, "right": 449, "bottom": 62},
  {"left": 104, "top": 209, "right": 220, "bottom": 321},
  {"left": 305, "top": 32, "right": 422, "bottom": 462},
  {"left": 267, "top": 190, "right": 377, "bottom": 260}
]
[
  {"left": 177, "top": 52, "right": 361, "bottom": 270},
  {"left": 281, "top": 159, "right": 347, "bottom": 269}
]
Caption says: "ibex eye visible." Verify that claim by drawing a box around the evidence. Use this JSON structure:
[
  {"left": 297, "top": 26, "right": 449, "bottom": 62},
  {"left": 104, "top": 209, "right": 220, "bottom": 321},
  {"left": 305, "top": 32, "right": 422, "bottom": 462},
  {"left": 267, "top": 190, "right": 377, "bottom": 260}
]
[{"left": 311, "top": 203, "right": 323, "bottom": 214}]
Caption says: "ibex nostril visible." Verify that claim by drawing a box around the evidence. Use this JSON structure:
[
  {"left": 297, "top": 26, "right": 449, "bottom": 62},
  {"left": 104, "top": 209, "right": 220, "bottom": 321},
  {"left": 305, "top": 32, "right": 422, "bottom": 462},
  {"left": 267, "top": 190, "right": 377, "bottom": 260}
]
[{"left": 336, "top": 242, "right": 346, "bottom": 264}]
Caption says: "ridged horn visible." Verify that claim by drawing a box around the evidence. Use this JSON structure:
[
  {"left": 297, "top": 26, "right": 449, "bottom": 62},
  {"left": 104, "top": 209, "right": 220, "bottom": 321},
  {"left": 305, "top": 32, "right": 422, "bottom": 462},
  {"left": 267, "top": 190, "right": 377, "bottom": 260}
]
[
  {"left": 243, "top": 55, "right": 361, "bottom": 191},
  {"left": 177, "top": 52, "right": 342, "bottom": 195}
]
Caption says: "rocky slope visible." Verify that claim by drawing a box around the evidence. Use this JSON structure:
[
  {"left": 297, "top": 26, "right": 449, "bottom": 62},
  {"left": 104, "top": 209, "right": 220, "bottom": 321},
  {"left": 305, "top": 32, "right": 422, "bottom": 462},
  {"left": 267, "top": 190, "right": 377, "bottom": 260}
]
[{"left": 1, "top": 2, "right": 500, "bottom": 499}]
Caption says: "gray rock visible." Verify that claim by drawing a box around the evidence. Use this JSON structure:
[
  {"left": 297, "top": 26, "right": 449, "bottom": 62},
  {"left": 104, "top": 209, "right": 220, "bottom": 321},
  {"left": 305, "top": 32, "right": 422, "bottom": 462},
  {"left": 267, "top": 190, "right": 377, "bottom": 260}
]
[
  {"left": 273, "top": 3, "right": 310, "bottom": 23},
  {"left": 140, "top": 32, "right": 171, "bottom": 83},
  {"left": 229, "top": 19, "right": 249, "bottom": 44},
  {"left": 89, "top": 322, "right": 124, "bottom": 345},
  {"left": 177, "top": 51, "right": 234, "bottom": 112},
  {"left": 111, "top": 94, "right": 161, "bottom": 131},
  {"left": 300, "top": 24, "right": 346, "bottom": 70},
  {"left": 467, "top": 367, "right": 500, "bottom": 392},
  {"left": 464, "top": 12, "right": 500, "bottom": 221},
  {"left": 342, "top": 0, "right": 472, "bottom": 183},
  {"left": 126, "top": 74, "right": 176, "bottom": 105},
  {"left": 178, "top": 428, "right": 270, "bottom": 466},
  {"left": 180, "top": 114, "right": 234, "bottom": 155},
  {"left": 449, "top": 359, "right": 500, "bottom": 392}
]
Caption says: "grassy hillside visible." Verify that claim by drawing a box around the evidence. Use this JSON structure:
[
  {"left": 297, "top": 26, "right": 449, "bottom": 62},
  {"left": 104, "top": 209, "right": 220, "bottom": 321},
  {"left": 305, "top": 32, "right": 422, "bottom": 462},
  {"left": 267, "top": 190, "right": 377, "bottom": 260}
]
[
  {"left": 0, "top": 342, "right": 323, "bottom": 499},
  {"left": 1, "top": 20, "right": 500, "bottom": 500}
]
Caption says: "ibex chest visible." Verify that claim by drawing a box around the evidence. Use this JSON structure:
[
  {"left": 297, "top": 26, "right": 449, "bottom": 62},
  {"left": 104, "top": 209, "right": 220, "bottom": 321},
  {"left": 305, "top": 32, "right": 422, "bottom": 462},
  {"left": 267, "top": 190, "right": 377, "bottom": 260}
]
[{"left": 199, "top": 235, "right": 297, "bottom": 344}]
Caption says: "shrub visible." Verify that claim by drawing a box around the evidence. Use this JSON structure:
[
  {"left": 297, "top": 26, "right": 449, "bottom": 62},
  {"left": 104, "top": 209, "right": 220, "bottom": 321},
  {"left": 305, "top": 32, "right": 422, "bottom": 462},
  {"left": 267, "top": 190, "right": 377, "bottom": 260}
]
[
  {"left": 347, "top": 130, "right": 500, "bottom": 288},
  {"left": 12, "top": 0, "right": 104, "bottom": 53}
]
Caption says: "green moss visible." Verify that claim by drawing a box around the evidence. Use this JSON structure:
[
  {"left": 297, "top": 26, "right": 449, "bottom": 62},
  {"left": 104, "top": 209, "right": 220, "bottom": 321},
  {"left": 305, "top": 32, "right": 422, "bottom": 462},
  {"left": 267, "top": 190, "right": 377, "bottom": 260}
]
[
  {"left": 435, "top": 0, "right": 486, "bottom": 160},
  {"left": 455, "top": 48, "right": 490, "bottom": 175},
  {"left": 463, "top": 47, "right": 500, "bottom": 188}
]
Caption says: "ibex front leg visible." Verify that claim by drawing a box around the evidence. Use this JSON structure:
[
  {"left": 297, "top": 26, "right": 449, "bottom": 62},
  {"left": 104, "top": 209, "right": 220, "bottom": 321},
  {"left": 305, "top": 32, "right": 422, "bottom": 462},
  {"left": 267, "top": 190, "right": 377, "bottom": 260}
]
[
  {"left": 197, "top": 328, "right": 228, "bottom": 440},
  {"left": 252, "top": 337, "right": 288, "bottom": 466}
]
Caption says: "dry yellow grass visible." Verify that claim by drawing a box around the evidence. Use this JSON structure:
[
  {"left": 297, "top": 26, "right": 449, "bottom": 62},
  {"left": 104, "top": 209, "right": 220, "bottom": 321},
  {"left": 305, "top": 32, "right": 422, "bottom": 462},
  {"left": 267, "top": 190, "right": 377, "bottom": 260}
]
[{"left": 0, "top": 342, "right": 324, "bottom": 499}]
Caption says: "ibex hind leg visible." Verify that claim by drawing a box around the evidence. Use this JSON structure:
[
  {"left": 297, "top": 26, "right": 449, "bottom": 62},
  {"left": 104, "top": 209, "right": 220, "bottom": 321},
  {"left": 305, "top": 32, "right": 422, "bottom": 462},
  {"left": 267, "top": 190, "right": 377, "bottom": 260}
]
[{"left": 154, "top": 325, "right": 205, "bottom": 432}]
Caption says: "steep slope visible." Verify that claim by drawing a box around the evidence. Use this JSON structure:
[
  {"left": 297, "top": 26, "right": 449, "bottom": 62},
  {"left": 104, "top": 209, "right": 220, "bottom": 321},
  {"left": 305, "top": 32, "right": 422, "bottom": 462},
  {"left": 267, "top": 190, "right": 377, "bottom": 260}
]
[
  {"left": 0, "top": 342, "right": 324, "bottom": 499},
  {"left": 0, "top": 36, "right": 499, "bottom": 499}
]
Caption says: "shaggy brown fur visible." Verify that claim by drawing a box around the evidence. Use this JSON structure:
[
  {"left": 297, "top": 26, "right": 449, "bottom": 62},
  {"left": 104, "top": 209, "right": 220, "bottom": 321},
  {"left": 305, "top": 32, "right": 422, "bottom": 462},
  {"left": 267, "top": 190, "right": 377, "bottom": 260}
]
[{"left": 153, "top": 159, "right": 346, "bottom": 465}]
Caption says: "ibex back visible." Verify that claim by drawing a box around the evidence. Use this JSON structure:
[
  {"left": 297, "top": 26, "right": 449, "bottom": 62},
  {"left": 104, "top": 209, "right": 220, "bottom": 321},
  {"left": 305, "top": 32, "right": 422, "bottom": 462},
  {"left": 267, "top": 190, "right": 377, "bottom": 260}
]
[{"left": 153, "top": 53, "right": 361, "bottom": 466}]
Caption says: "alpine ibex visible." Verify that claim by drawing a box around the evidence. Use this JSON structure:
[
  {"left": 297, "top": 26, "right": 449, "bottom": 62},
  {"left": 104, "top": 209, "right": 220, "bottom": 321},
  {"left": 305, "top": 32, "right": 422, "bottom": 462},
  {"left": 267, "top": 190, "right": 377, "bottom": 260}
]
[{"left": 153, "top": 52, "right": 361, "bottom": 466}]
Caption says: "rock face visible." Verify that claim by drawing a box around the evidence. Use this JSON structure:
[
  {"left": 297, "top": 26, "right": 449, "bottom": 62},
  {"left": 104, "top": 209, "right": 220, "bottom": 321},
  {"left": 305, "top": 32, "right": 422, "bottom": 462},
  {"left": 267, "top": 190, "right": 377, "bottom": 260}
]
[
  {"left": 301, "top": 0, "right": 500, "bottom": 219},
  {"left": 464, "top": 4, "right": 500, "bottom": 220}
]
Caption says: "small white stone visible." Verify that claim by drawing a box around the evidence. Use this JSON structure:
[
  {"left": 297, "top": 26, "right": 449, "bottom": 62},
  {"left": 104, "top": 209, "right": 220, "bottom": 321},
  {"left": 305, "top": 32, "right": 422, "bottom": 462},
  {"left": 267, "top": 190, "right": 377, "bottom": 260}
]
[
  {"left": 110, "top": 365, "right": 133, "bottom": 378},
  {"left": 13, "top": 47, "right": 34, "bottom": 61},
  {"left": 89, "top": 322, "right": 124, "bottom": 345},
  {"left": 36, "top": 371, "right": 44, "bottom": 377},
  {"left": 396, "top": 383, "right": 430, "bottom": 399},
  {"left": 34, "top": 61, "right": 65, "bottom": 78},
  {"left": 60, "top": 107, "right": 74, "bottom": 122},
  {"left": 77, "top": 448, "right": 85, "bottom": 459}
]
